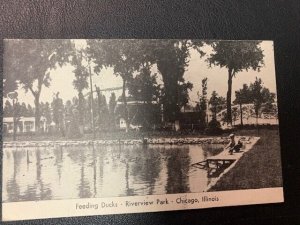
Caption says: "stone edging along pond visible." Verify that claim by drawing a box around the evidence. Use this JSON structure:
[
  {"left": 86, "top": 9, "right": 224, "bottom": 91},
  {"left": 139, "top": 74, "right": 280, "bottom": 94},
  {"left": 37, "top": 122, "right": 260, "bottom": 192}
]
[{"left": 2, "top": 136, "right": 253, "bottom": 148}]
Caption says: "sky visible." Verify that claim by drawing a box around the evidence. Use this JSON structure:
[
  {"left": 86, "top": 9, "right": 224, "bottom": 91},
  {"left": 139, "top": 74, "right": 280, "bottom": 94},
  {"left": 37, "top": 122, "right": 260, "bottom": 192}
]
[{"left": 4, "top": 40, "right": 277, "bottom": 106}]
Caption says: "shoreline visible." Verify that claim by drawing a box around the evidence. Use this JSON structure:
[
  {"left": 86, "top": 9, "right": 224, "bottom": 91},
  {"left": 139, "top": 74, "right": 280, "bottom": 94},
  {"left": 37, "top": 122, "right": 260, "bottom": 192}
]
[
  {"left": 207, "top": 129, "right": 282, "bottom": 191},
  {"left": 205, "top": 137, "right": 260, "bottom": 191},
  {"left": 2, "top": 136, "right": 253, "bottom": 148}
]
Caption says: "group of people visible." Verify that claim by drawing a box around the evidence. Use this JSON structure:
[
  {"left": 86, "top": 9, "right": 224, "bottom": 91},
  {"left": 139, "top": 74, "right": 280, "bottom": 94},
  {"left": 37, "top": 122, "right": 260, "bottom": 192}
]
[{"left": 225, "top": 133, "right": 243, "bottom": 155}]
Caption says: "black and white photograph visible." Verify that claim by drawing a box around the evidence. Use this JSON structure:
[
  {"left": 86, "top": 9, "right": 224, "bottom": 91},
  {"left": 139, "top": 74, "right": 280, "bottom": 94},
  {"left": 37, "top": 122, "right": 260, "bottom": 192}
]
[{"left": 2, "top": 39, "right": 283, "bottom": 221}]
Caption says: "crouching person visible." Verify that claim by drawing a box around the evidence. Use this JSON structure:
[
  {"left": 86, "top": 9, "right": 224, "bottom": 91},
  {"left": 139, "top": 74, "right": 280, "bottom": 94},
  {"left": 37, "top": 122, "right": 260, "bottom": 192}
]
[{"left": 225, "top": 134, "right": 243, "bottom": 155}]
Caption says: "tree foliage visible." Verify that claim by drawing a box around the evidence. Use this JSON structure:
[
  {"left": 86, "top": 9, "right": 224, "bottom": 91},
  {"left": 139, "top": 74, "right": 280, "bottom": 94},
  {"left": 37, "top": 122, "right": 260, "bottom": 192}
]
[
  {"left": 51, "top": 92, "right": 65, "bottom": 136},
  {"left": 108, "top": 92, "right": 117, "bottom": 129},
  {"left": 207, "top": 41, "right": 264, "bottom": 125},
  {"left": 88, "top": 39, "right": 147, "bottom": 132},
  {"left": 209, "top": 91, "right": 226, "bottom": 120},
  {"left": 70, "top": 47, "right": 90, "bottom": 127},
  {"left": 144, "top": 40, "right": 201, "bottom": 122},
  {"left": 88, "top": 39, "right": 205, "bottom": 129},
  {"left": 40, "top": 102, "right": 52, "bottom": 124},
  {"left": 249, "top": 77, "right": 275, "bottom": 124},
  {"left": 128, "top": 65, "right": 160, "bottom": 103},
  {"left": 234, "top": 84, "right": 251, "bottom": 126},
  {"left": 3, "top": 100, "right": 13, "bottom": 117},
  {"left": 95, "top": 86, "right": 110, "bottom": 130},
  {"left": 195, "top": 77, "right": 208, "bottom": 130},
  {"left": 72, "top": 49, "right": 89, "bottom": 94},
  {"left": 4, "top": 39, "right": 72, "bottom": 130}
]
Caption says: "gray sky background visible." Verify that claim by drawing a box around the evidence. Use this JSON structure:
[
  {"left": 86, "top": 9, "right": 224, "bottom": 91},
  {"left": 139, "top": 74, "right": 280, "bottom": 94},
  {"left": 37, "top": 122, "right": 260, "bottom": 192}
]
[{"left": 6, "top": 41, "right": 277, "bottom": 106}]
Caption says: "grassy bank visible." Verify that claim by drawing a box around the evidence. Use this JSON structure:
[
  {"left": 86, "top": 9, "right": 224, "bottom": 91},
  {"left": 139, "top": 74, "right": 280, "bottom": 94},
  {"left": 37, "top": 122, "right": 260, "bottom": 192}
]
[{"left": 209, "top": 129, "right": 283, "bottom": 191}]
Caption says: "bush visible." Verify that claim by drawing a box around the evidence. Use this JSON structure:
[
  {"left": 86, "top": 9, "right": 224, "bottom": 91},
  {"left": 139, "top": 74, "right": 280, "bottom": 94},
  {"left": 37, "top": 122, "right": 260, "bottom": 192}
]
[{"left": 205, "top": 118, "right": 223, "bottom": 135}]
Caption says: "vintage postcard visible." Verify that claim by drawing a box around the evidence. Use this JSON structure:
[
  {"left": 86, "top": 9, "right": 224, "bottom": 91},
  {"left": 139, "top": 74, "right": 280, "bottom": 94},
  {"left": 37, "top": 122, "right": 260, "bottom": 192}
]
[{"left": 2, "top": 39, "right": 283, "bottom": 221}]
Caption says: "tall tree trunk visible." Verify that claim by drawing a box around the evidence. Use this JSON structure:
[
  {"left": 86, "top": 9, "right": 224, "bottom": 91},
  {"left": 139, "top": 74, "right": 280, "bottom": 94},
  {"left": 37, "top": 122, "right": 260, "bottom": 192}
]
[
  {"left": 95, "top": 86, "right": 102, "bottom": 130},
  {"left": 29, "top": 84, "right": 42, "bottom": 133},
  {"left": 240, "top": 103, "right": 243, "bottom": 126},
  {"left": 122, "top": 78, "right": 129, "bottom": 132},
  {"left": 226, "top": 69, "right": 233, "bottom": 125},
  {"left": 256, "top": 113, "right": 259, "bottom": 126},
  {"left": 213, "top": 105, "right": 217, "bottom": 120},
  {"left": 34, "top": 94, "right": 41, "bottom": 132},
  {"left": 88, "top": 64, "right": 95, "bottom": 139},
  {"left": 78, "top": 91, "right": 84, "bottom": 134}
]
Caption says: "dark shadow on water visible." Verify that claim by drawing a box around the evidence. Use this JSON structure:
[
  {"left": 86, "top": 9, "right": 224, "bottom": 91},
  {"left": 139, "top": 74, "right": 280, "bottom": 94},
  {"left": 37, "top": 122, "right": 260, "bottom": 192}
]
[
  {"left": 130, "top": 145, "right": 161, "bottom": 196},
  {"left": 77, "top": 147, "right": 92, "bottom": 199},
  {"left": 207, "top": 161, "right": 234, "bottom": 178},
  {"left": 53, "top": 146, "right": 63, "bottom": 184},
  {"left": 35, "top": 148, "right": 53, "bottom": 200},
  {"left": 202, "top": 144, "right": 224, "bottom": 156},
  {"left": 6, "top": 151, "right": 21, "bottom": 202},
  {"left": 165, "top": 146, "right": 191, "bottom": 194}
]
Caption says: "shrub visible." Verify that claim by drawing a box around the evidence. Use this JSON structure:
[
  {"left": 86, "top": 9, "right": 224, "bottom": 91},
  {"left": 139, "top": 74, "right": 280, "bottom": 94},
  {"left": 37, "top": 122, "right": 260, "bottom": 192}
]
[{"left": 205, "top": 118, "right": 223, "bottom": 135}]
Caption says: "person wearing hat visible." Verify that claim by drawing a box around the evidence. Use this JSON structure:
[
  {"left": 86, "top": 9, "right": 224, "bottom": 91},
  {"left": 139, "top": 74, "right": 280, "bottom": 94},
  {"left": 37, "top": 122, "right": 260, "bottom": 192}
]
[{"left": 226, "top": 133, "right": 236, "bottom": 155}]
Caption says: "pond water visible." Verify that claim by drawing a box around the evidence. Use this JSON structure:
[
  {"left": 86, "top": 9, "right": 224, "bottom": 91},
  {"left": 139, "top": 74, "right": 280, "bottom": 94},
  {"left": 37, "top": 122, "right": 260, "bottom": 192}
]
[{"left": 2, "top": 144, "right": 224, "bottom": 202}]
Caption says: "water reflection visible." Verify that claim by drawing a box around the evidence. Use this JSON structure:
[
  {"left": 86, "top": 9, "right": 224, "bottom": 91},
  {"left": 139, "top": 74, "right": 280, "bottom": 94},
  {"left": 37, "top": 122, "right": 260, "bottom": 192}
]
[
  {"left": 165, "top": 146, "right": 190, "bottom": 194},
  {"left": 35, "top": 148, "right": 53, "bottom": 200},
  {"left": 3, "top": 144, "right": 223, "bottom": 202},
  {"left": 6, "top": 150, "right": 21, "bottom": 202}
]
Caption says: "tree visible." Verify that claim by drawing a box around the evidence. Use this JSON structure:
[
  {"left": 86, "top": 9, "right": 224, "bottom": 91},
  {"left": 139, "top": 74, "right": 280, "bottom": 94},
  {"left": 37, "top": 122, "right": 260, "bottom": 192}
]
[
  {"left": 108, "top": 92, "right": 117, "bottom": 129},
  {"left": 95, "top": 86, "right": 109, "bottom": 130},
  {"left": 207, "top": 91, "right": 225, "bottom": 135},
  {"left": 13, "top": 101, "right": 22, "bottom": 138},
  {"left": 209, "top": 91, "right": 224, "bottom": 120},
  {"left": 109, "top": 92, "right": 117, "bottom": 115},
  {"left": 262, "top": 92, "right": 276, "bottom": 113},
  {"left": 43, "top": 102, "right": 52, "bottom": 125},
  {"left": 127, "top": 65, "right": 161, "bottom": 129},
  {"left": 27, "top": 104, "right": 35, "bottom": 117},
  {"left": 71, "top": 49, "right": 90, "bottom": 133},
  {"left": 3, "top": 41, "right": 18, "bottom": 96},
  {"left": 89, "top": 39, "right": 204, "bottom": 130},
  {"left": 3, "top": 100, "right": 13, "bottom": 117},
  {"left": 149, "top": 40, "right": 194, "bottom": 123},
  {"left": 3, "top": 99, "right": 22, "bottom": 137},
  {"left": 19, "top": 103, "right": 28, "bottom": 117},
  {"left": 89, "top": 39, "right": 146, "bottom": 132},
  {"left": 234, "top": 84, "right": 251, "bottom": 126},
  {"left": 4, "top": 39, "right": 72, "bottom": 131},
  {"left": 67, "top": 108, "right": 82, "bottom": 139},
  {"left": 249, "top": 77, "right": 275, "bottom": 125},
  {"left": 199, "top": 78, "right": 208, "bottom": 112},
  {"left": 64, "top": 98, "right": 82, "bottom": 139},
  {"left": 128, "top": 65, "right": 160, "bottom": 103},
  {"left": 40, "top": 102, "right": 52, "bottom": 132},
  {"left": 232, "top": 107, "right": 239, "bottom": 126},
  {"left": 3, "top": 75, "right": 18, "bottom": 97},
  {"left": 51, "top": 92, "right": 65, "bottom": 136},
  {"left": 206, "top": 41, "right": 264, "bottom": 125},
  {"left": 197, "top": 77, "right": 208, "bottom": 129}
]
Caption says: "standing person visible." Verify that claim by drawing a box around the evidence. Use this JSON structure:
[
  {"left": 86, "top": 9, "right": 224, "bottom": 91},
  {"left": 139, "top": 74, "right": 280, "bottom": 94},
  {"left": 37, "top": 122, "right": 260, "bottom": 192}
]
[{"left": 225, "top": 133, "right": 236, "bottom": 154}]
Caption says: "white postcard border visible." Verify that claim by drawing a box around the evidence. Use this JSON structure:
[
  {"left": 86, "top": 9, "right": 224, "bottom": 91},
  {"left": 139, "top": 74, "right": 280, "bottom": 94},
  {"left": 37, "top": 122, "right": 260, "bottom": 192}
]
[{"left": 2, "top": 187, "right": 284, "bottom": 221}]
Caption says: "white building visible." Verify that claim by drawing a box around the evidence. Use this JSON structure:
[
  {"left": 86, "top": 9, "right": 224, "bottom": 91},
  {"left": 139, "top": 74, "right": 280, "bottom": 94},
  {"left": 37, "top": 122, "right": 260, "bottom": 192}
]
[
  {"left": 3, "top": 116, "right": 47, "bottom": 133},
  {"left": 119, "top": 118, "right": 127, "bottom": 129}
]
